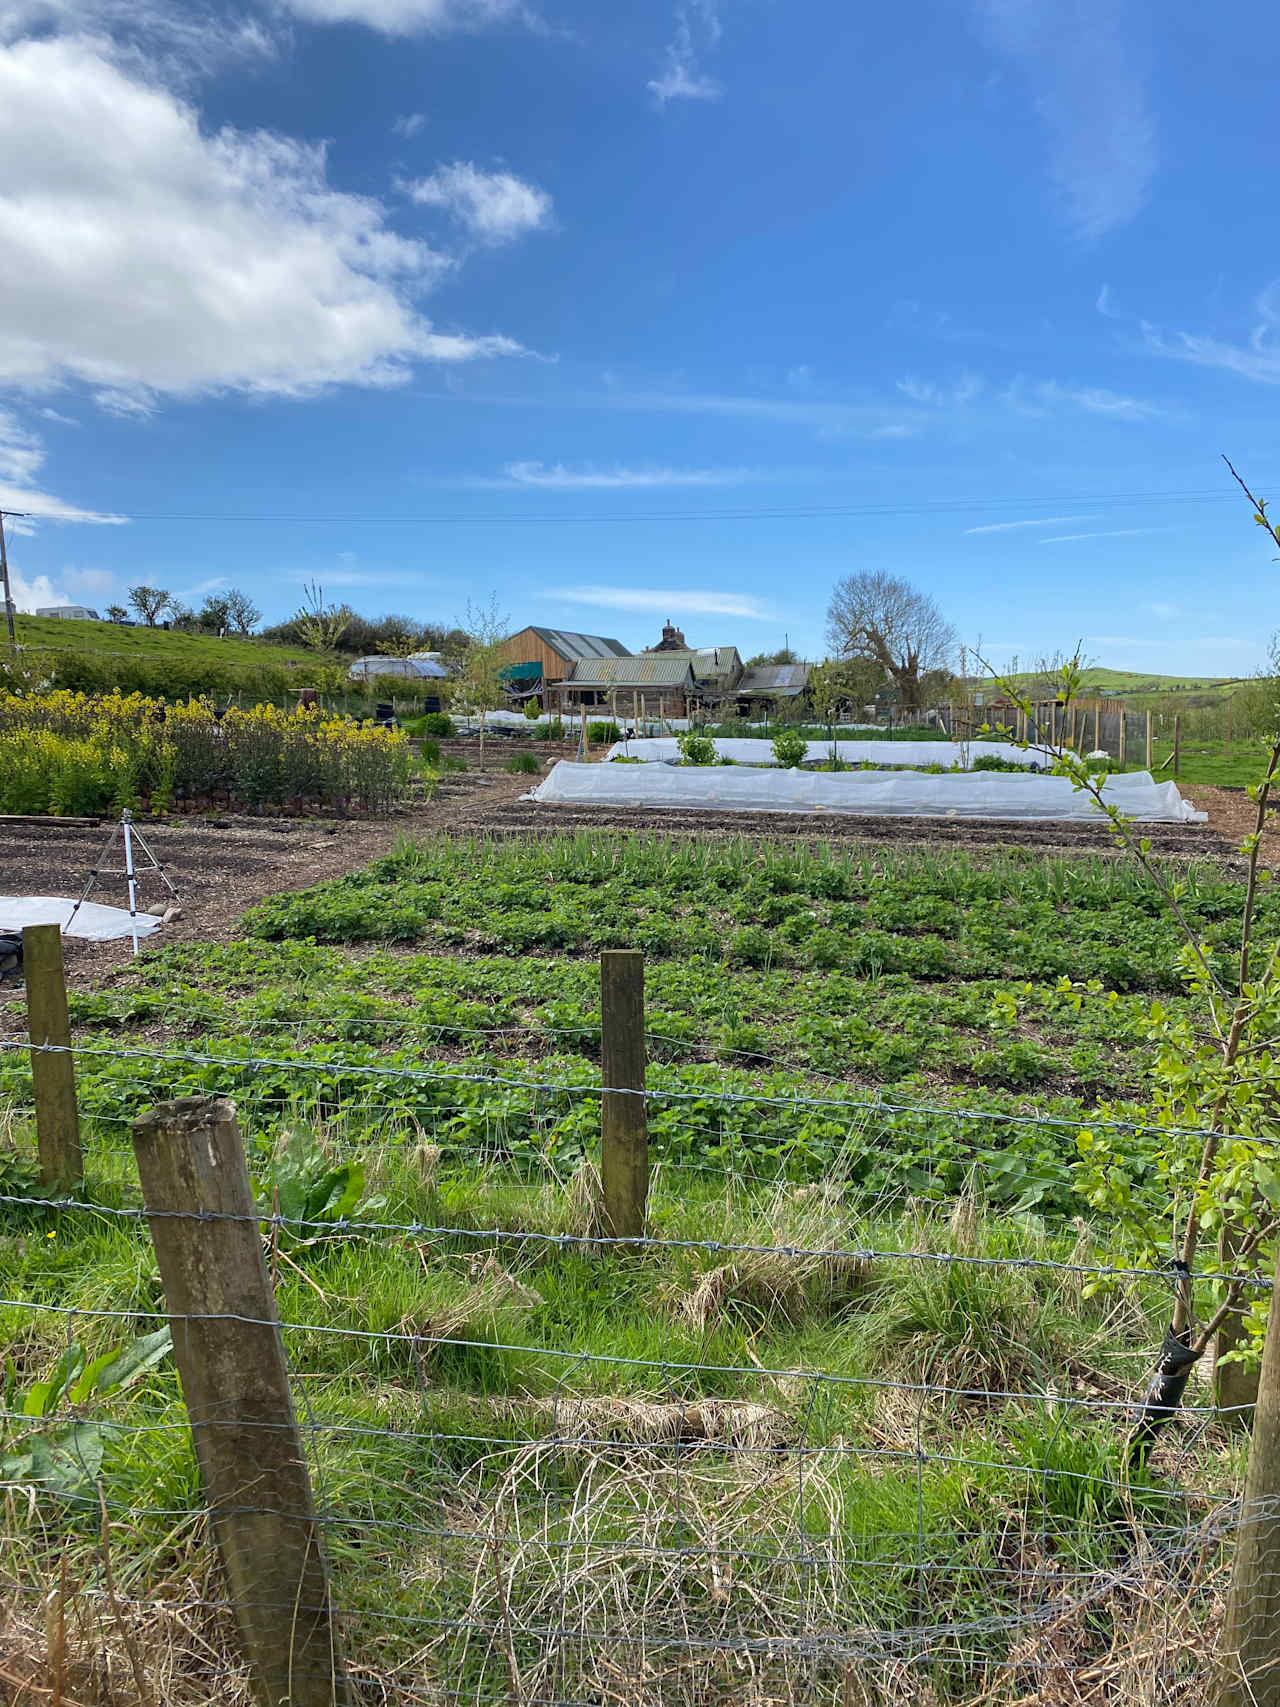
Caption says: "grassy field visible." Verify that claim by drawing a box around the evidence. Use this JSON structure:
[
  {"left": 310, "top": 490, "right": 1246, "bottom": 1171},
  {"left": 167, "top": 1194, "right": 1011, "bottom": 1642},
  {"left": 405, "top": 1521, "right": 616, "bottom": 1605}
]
[
  {"left": 0, "top": 830, "right": 1253, "bottom": 1701},
  {"left": 13, "top": 611, "right": 313, "bottom": 668}
]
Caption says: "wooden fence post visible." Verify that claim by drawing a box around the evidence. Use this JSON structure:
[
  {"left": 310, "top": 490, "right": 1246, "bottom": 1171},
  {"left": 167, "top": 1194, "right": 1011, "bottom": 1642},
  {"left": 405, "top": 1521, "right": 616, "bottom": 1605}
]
[
  {"left": 1219, "top": 1236, "right": 1280, "bottom": 1706},
  {"left": 1146, "top": 710, "right": 1153, "bottom": 770},
  {"left": 600, "top": 950, "right": 648, "bottom": 1241},
  {"left": 131, "top": 1096, "right": 350, "bottom": 1707},
  {"left": 23, "top": 924, "right": 82, "bottom": 1191},
  {"left": 1174, "top": 713, "right": 1182, "bottom": 777}
]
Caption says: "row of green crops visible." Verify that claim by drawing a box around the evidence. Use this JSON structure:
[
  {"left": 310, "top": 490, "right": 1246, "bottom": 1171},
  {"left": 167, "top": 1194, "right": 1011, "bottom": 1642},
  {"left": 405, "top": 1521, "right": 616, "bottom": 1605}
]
[
  {"left": 0, "top": 690, "right": 411, "bottom": 814},
  {"left": 244, "top": 830, "right": 1262, "bottom": 992}
]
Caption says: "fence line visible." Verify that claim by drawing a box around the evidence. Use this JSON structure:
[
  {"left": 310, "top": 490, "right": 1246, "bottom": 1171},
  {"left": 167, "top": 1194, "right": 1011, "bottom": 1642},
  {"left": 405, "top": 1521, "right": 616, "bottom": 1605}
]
[{"left": 7, "top": 941, "right": 1280, "bottom": 1704}]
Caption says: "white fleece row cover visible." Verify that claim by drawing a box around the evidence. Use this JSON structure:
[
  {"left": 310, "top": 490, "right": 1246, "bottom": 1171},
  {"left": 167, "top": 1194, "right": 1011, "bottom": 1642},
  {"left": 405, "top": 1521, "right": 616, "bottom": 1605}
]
[
  {"left": 607, "top": 737, "right": 1051, "bottom": 768},
  {"left": 0, "top": 896, "right": 163, "bottom": 942},
  {"left": 530, "top": 762, "right": 1206, "bottom": 822}
]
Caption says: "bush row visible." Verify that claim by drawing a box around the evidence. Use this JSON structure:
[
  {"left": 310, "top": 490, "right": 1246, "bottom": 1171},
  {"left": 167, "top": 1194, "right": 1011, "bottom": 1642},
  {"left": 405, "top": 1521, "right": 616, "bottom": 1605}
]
[{"left": 0, "top": 691, "right": 411, "bottom": 815}]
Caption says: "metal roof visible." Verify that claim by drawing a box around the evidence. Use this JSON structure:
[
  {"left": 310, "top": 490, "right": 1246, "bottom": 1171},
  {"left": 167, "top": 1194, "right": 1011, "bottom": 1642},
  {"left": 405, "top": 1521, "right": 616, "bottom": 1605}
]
[
  {"left": 737, "top": 663, "right": 810, "bottom": 697},
  {"left": 527, "top": 626, "right": 630, "bottom": 662},
  {"left": 560, "top": 655, "right": 697, "bottom": 689}
]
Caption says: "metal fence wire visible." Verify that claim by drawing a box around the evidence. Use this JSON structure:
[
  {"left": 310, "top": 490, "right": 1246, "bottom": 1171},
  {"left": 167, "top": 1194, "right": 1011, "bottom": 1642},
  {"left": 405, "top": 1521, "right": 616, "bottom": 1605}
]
[{"left": 3, "top": 1015, "right": 1280, "bottom": 1706}]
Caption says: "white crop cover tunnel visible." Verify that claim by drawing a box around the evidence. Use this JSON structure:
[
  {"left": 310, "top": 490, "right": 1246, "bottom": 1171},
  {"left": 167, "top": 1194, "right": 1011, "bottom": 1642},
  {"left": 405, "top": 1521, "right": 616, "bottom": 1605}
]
[
  {"left": 530, "top": 761, "right": 1206, "bottom": 822},
  {"left": 607, "top": 737, "right": 1050, "bottom": 768}
]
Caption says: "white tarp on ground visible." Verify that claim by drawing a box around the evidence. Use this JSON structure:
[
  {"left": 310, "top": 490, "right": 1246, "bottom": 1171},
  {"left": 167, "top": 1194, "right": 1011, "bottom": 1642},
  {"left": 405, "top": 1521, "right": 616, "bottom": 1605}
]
[
  {"left": 0, "top": 896, "right": 163, "bottom": 942},
  {"left": 529, "top": 762, "right": 1206, "bottom": 822},
  {"left": 607, "top": 737, "right": 1053, "bottom": 768}
]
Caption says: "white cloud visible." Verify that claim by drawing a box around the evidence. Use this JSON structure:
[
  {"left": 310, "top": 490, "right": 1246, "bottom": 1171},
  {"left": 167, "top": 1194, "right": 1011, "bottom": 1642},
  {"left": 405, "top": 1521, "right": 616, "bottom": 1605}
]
[
  {"left": 1038, "top": 527, "right": 1157, "bottom": 544},
  {"left": 556, "top": 585, "right": 770, "bottom": 619},
  {"left": 897, "top": 373, "right": 982, "bottom": 407},
  {"left": 38, "top": 407, "right": 78, "bottom": 426},
  {"left": 393, "top": 112, "right": 426, "bottom": 138},
  {"left": 7, "top": 567, "right": 69, "bottom": 611},
  {"left": 1147, "top": 601, "right": 1179, "bottom": 619},
  {"left": 66, "top": 566, "right": 117, "bottom": 596},
  {"left": 649, "top": 7, "right": 722, "bottom": 104},
  {"left": 0, "top": 407, "right": 125, "bottom": 525},
  {"left": 966, "top": 515, "right": 1094, "bottom": 534},
  {"left": 1142, "top": 282, "right": 1280, "bottom": 386},
  {"left": 1096, "top": 282, "right": 1115, "bottom": 317},
  {"left": 973, "top": 0, "right": 1156, "bottom": 238},
  {"left": 280, "top": 0, "right": 529, "bottom": 35},
  {"left": 0, "top": 36, "right": 524, "bottom": 409},
  {"left": 499, "top": 461, "right": 751, "bottom": 490},
  {"left": 404, "top": 161, "right": 552, "bottom": 244},
  {"left": 1003, "top": 377, "right": 1161, "bottom": 421}
]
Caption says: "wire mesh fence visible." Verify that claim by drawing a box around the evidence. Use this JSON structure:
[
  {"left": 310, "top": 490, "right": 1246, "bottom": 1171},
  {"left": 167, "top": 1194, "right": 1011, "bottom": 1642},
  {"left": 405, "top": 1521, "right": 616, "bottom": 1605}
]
[{"left": 3, "top": 985, "right": 1279, "bottom": 1705}]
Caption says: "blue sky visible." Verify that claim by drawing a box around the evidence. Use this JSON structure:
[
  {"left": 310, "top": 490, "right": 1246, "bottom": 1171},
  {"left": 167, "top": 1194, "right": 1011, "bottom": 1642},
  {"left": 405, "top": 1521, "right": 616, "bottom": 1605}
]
[{"left": 1, "top": 0, "right": 1276, "bottom": 674}]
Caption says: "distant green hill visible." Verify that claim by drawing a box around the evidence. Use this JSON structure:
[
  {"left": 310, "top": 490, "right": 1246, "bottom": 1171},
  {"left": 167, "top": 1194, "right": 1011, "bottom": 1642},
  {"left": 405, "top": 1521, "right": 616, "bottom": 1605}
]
[
  {"left": 975, "top": 666, "right": 1247, "bottom": 702},
  {"left": 5, "top": 613, "right": 322, "bottom": 700}
]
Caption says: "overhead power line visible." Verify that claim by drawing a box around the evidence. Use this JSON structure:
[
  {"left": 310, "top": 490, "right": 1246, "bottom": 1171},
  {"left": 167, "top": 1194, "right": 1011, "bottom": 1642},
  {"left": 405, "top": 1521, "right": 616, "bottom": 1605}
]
[{"left": 79, "top": 486, "right": 1256, "bottom": 526}]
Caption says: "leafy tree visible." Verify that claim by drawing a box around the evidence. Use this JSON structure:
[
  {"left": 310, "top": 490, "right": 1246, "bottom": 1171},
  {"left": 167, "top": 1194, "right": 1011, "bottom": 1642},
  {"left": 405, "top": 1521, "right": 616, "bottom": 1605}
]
[
  {"left": 826, "top": 571, "right": 955, "bottom": 712},
  {"left": 199, "top": 594, "right": 232, "bottom": 633},
  {"left": 127, "top": 585, "right": 171, "bottom": 627},
  {"left": 744, "top": 646, "right": 798, "bottom": 667},
  {"left": 224, "top": 589, "right": 261, "bottom": 635},
  {"left": 105, "top": 604, "right": 128, "bottom": 623},
  {"left": 168, "top": 601, "right": 198, "bottom": 631}
]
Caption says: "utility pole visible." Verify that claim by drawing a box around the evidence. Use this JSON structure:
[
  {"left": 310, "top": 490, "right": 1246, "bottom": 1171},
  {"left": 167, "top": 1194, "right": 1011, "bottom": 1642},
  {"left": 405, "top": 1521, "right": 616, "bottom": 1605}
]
[{"left": 0, "top": 508, "right": 26, "bottom": 651}]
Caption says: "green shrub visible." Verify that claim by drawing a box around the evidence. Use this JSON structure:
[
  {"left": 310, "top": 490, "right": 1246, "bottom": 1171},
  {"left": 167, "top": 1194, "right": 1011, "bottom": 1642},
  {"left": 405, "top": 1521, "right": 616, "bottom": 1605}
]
[
  {"left": 506, "top": 752, "right": 541, "bottom": 775},
  {"left": 587, "top": 720, "right": 622, "bottom": 744},
  {"left": 972, "top": 754, "right": 1027, "bottom": 773},
  {"left": 417, "top": 712, "right": 455, "bottom": 737},
  {"left": 418, "top": 737, "right": 441, "bottom": 767},
  {"left": 771, "top": 729, "right": 808, "bottom": 768},
  {"left": 676, "top": 730, "right": 717, "bottom": 766}
]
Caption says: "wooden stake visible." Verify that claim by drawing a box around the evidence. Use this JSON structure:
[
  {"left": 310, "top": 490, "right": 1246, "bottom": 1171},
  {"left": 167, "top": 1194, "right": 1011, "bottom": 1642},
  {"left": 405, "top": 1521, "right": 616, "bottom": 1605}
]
[
  {"left": 1146, "top": 709, "right": 1153, "bottom": 770},
  {"left": 23, "top": 924, "right": 81, "bottom": 1191},
  {"left": 1119, "top": 708, "right": 1127, "bottom": 767},
  {"left": 599, "top": 950, "right": 648, "bottom": 1242},
  {"left": 1174, "top": 713, "right": 1182, "bottom": 777},
  {"left": 1219, "top": 1235, "right": 1280, "bottom": 1706},
  {"left": 131, "top": 1096, "right": 350, "bottom": 1707}
]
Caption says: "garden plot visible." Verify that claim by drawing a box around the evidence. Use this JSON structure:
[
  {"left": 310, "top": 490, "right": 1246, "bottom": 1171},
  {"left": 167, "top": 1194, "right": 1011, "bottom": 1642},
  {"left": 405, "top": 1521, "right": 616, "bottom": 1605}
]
[
  {"left": 609, "top": 736, "right": 1048, "bottom": 767},
  {"left": 532, "top": 759, "right": 1206, "bottom": 822}
]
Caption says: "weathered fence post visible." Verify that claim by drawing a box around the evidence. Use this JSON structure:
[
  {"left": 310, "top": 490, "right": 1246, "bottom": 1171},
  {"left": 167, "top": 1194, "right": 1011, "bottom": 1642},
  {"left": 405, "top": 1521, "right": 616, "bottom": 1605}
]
[
  {"left": 1174, "top": 713, "right": 1182, "bottom": 777},
  {"left": 131, "top": 1095, "right": 350, "bottom": 1707},
  {"left": 23, "top": 923, "right": 82, "bottom": 1191},
  {"left": 1219, "top": 1236, "right": 1280, "bottom": 1706},
  {"left": 1146, "top": 709, "right": 1153, "bottom": 770},
  {"left": 600, "top": 950, "right": 648, "bottom": 1241}
]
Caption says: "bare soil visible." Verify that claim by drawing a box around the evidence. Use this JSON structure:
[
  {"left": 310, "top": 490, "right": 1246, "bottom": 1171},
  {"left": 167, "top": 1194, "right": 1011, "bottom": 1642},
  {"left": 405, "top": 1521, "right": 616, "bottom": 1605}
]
[{"left": 0, "top": 770, "right": 531, "bottom": 986}]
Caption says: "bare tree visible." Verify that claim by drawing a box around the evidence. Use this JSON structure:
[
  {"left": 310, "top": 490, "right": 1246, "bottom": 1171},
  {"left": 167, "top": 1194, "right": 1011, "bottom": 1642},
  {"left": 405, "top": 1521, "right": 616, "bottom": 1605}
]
[
  {"left": 224, "top": 589, "right": 261, "bottom": 635},
  {"left": 448, "top": 594, "right": 510, "bottom": 763},
  {"left": 127, "top": 585, "right": 171, "bottom": 627},
  {"left": 825, "top": 572, "right": 955, "bottom": 712}
]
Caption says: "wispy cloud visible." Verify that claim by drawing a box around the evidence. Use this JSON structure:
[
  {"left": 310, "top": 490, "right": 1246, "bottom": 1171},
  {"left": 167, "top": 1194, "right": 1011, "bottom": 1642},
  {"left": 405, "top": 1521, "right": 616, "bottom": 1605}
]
[
  {"left": 587, "top": 387, "right": 924, "bottom": 438},
  {"left": 1096, "top": 282, "right": 1115, "bottom": 317},
  {"left": 973, "top": 0, "right": 1156, "bottom": 238},
  {"left": 897, "top": 373, "right": 983, "bottom": 407},
  {"left": 1142, "top": 281, "right": 1280, "bottom": 386},
  {"left": 1003, "top": 377, "right": 1162, "bottom": 421},
  {"left": 498, "top": 461, "right": 752, "bottom": 490},
  {"left": 649, "top": 3, "right": 723, "bottom": 104},
  {"left": 556, "top": 585, "right": 770, "bottom": 620},
  {"left": 393, "top": 112, "right": 426, "bottom": 138},
  {"left": 1039, "top": 527, "right": 1158, "bottom": 544},
  {"left": 966, "top": 515, "right": 1094, "bottom": 534},
  {"left": 0, "top": 409, "right": 127, "bottom": 527},
  {"left": 404, "top": 161, "right": 552, "bottom": 244},
  {"left": 1147, "top": 600, "right": 1179, "bottom": 619}
]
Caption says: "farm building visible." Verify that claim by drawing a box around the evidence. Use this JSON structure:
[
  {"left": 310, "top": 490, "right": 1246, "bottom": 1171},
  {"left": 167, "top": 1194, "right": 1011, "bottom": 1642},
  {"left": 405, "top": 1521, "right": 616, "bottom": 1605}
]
[
  {"left": 734, "top": 661, "right": 811, "bottom": 712},
  {"left": 555, "top": 653, "right": 699, "bottom": 720},
  {"left": 493, "top": 626, "right": 630, "bottom": 704}
]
